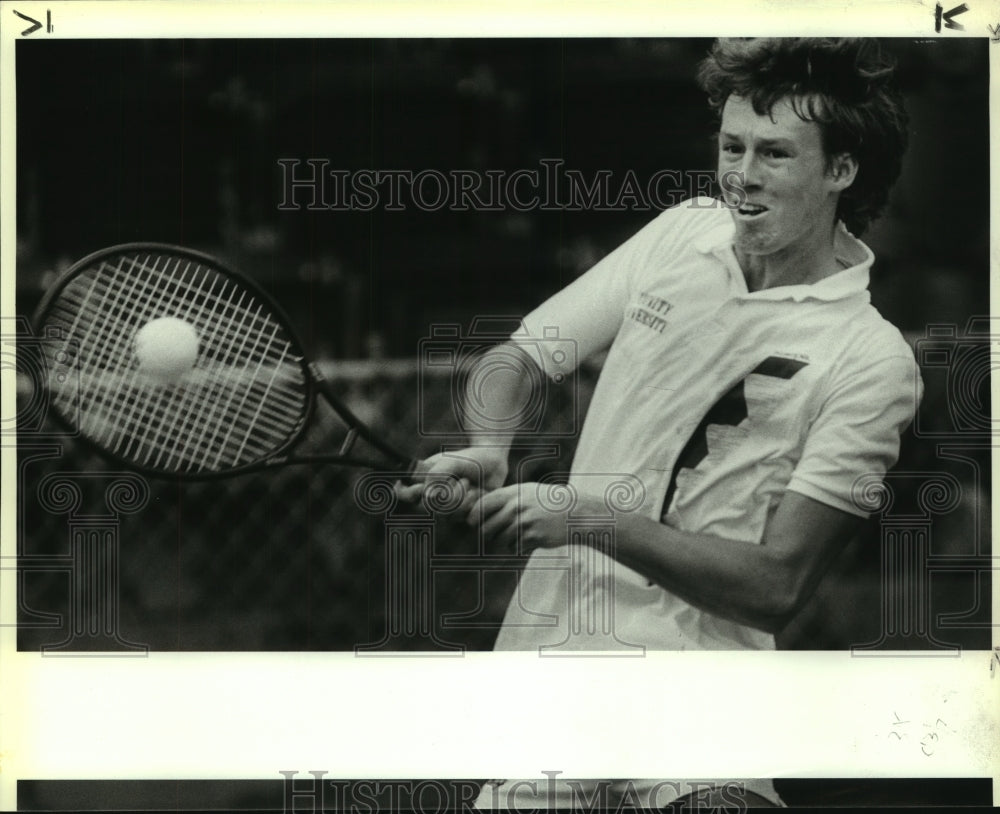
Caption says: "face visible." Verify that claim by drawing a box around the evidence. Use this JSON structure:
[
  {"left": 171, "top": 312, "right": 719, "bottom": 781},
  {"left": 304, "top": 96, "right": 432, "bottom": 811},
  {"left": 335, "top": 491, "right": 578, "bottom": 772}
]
[{"left": 718, "top": 94, "right": 854, "bottom": 259}]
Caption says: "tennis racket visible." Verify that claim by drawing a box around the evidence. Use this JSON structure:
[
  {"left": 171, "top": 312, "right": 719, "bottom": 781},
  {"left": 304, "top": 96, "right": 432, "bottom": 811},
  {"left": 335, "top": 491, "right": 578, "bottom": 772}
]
[{"left": 32, "top": 242, "right": 419, "bottom": 480}]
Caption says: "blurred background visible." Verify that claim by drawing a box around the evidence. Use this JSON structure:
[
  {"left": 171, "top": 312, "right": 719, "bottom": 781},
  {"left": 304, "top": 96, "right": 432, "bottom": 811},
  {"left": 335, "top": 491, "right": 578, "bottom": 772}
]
[{"left": 13, "top": 38, "right": 991, "bottom": 653}]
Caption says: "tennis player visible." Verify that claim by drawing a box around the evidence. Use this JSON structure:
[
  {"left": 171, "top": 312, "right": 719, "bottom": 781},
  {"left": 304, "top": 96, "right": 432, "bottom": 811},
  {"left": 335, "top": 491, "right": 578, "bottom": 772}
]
[{"left": 406, "top": 38, "right": 919, "bottom": 809}]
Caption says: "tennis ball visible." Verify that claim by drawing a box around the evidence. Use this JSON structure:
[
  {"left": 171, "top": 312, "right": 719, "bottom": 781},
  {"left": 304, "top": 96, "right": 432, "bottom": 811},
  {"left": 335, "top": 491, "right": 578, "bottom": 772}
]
[{"left": 134, "top": 316, "right": 200, "bottom": 382}]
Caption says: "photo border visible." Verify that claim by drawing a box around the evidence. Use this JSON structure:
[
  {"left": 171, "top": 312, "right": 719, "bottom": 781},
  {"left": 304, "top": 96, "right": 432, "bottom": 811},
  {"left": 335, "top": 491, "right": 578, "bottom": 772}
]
[{"left": 1, "top": 1, "right": 996, "bottom": 810}]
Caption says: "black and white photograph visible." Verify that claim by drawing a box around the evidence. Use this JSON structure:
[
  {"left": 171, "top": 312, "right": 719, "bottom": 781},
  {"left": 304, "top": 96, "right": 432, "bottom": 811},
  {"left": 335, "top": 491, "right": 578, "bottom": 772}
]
[{"left": 1, "top": 1, "right": 996, "bottom": 811}]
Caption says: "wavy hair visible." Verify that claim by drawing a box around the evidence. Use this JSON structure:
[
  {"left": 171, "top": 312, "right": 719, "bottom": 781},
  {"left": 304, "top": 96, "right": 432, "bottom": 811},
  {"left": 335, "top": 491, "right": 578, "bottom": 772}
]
[{"left": 697, "top": 38, "right": 908, "bottom": 236}]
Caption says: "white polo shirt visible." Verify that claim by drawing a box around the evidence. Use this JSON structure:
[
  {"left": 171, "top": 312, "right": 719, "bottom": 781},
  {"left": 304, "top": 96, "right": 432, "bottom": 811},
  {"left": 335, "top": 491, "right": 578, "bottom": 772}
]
[{"left": 495, "top": 197, "right": 922, "bottom": 651}]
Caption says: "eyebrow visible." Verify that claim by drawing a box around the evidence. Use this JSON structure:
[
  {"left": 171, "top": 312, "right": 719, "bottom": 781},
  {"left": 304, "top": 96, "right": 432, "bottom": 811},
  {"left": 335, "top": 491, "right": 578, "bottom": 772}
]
[{"left": 718, "top": 132, "right": 796, "bottom": 148}]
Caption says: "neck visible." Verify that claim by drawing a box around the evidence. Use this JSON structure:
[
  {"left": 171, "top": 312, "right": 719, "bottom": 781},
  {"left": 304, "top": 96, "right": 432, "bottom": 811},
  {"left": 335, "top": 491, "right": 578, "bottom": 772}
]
[{"left": 736, "top": 223, "right": 842, "bottom": 293}]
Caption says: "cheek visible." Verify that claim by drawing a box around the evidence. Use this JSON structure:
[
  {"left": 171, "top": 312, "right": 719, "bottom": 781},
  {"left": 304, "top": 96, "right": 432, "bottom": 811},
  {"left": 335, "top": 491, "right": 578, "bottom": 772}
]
[
  {"left": 717, "top": 155, "right": 739, "bottom": 183},
  {"left": 774, "top": 174, "right": 824, "bottom": 212}
]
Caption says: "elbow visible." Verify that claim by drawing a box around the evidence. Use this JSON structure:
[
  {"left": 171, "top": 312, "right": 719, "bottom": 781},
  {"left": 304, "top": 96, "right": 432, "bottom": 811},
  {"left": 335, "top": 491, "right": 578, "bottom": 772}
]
[
  {"left": 753, "top": 558, "right": 811, "bottom": 635},
  {"left": 756, "top": 593, "right": 799, "bottom": 635}
]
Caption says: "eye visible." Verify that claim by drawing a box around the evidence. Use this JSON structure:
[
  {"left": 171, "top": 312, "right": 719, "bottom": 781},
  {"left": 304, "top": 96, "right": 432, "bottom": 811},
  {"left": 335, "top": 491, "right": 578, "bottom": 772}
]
[
  {"left": 764, "top": 149, "right": 789, "bottom": 159},
  {"left": 721, "top": 143, "right": 742, "bottom": 156}
]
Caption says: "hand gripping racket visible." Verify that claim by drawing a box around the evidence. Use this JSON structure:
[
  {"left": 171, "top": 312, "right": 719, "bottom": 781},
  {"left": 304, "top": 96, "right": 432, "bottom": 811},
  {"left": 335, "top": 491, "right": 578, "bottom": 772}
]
[{"left": 32, "top": 243, "right": 418, "bottom": 479}]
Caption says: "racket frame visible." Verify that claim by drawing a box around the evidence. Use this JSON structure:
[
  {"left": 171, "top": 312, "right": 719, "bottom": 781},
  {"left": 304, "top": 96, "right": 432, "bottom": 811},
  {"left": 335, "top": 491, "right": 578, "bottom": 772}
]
[{"left": 32, "top": 242, "right": 416, "bottom": 480}]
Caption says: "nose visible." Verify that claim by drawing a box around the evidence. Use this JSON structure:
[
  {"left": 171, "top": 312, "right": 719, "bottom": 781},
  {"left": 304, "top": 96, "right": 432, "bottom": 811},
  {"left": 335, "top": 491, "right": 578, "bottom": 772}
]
[{"left": 738, "top": 151, "right": 764, "bottom": 190}]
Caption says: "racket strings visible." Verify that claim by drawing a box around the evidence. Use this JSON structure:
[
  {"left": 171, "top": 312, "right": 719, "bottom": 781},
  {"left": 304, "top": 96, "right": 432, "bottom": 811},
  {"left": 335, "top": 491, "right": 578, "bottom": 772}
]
[
  {"left": 136, "top": 267, "right": 267, "bottom": 470},
  {"left": 51, "top": 257, "right": 167, "bottom": 444},
  {"left": 101, "top": 257, "right": 199, "bottom": 457},
  {"left": 157, "top": 283, "right": 261, "bottom": 471},
  {"left": 40, "top": 251, "right": 309, "bottom": 473},
  {"left": 50, "top": 256, "right": 305, "bottom": 470},
  {"left": 216, "top": 321, "right": 291, "bottom": 468}
]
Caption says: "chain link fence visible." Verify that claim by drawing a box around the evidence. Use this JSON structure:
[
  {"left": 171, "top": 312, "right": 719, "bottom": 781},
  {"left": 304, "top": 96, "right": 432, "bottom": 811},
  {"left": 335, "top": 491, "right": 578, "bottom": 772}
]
[
  {"left": 15, "top": 342, "right": 991, "bottom": 653},
  {"left": 15, "top": 360, "right": 589, "bottom": 652}
]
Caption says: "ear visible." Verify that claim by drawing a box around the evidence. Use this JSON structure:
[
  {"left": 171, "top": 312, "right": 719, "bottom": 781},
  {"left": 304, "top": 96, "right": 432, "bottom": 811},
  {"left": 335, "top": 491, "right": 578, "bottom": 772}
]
[{"left": 827, "top": 152, "right": 858, "bottom": 192}]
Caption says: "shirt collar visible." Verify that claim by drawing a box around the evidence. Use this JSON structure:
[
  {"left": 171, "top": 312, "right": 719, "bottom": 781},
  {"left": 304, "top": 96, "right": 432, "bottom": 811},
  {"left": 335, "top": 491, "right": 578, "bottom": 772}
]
[{"left": 693, "top": 217, "right": 874, "bottom": 303}]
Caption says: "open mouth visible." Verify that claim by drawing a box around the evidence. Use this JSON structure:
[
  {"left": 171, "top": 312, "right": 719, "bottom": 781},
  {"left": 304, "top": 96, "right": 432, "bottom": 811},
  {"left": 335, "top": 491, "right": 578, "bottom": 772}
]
[{"left": 736, "top": 203, "right": 769, "bottom": 218}]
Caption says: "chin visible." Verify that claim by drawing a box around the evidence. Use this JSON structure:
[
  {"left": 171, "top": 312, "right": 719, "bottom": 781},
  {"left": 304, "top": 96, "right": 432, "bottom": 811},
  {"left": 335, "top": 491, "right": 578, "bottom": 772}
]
[{"left": 733, "top": 230, "right": 779, "bottom": 257}]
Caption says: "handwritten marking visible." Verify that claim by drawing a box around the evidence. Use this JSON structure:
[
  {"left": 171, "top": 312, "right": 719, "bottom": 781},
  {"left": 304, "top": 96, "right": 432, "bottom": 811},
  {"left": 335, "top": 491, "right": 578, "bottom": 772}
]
[
  {"left": 935, "top": 2, "right": 969, "bottom": 32},
  {"left": 889, "top": 712, "right": 952, "bottom": 757},
  {"left": 12, "top": 9, "right": 42, "bottom": 36}
]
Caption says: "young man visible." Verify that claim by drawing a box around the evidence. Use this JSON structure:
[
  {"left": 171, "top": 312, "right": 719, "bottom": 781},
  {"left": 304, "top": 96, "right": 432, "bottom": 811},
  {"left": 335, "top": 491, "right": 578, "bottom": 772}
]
[{"left": 404, "top": 37, "right": 919, "bottom": 808}]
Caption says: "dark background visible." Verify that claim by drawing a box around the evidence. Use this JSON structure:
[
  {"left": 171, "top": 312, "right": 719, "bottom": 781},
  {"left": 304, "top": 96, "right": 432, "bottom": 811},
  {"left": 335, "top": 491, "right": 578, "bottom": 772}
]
[
  {"left": 14, "top": 38, "right": 992, "bottom": 653},
  {"left": 14, "top": 777, "right": 995, "bottom": 811}
]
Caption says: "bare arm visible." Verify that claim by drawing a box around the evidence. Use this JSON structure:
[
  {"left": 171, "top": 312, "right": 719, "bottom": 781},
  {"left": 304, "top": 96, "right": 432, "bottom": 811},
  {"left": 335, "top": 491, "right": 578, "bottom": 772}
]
[
  {"left": 475, "top": 486, "right": 860, "bottom": 633},
  {"left": 610, "top": 491, "right": 859, "bottom": 632},
  {"left": 399, "top": 342, "right": 539, "bottom": 500}
]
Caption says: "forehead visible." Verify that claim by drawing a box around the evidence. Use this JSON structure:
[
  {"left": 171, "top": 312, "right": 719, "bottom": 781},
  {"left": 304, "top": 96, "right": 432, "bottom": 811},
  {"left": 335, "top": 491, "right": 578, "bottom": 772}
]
[{"left": 720, "top": 95, "right": 823, "bottom": 147}]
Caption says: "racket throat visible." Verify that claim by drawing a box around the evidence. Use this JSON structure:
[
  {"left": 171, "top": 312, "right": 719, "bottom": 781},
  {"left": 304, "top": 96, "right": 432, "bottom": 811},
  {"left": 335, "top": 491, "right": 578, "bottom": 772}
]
[{"left": 338, "top": 427, "right": 360, "bottom": 457}]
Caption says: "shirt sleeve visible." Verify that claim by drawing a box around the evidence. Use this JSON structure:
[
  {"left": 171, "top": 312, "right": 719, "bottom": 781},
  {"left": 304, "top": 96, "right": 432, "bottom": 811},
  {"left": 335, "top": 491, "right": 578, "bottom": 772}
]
[
  {"left": 786, "top": 352, "right": 923, "bottom": 517},
  {"left": 516, "top": 201, "right": 708, "bottom": 378}
]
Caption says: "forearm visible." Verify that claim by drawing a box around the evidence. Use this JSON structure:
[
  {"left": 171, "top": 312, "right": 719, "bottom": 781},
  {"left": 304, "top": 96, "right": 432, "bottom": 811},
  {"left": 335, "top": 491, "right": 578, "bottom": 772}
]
[
  {"left": 478, "top": 484, "right": 853, "bottom": 632},
  {"left": 461, "top": 342, "right": 537, "bottom": 452},
  {"left": 609, "top": 513, "right": 802, "bottom": 633}
]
